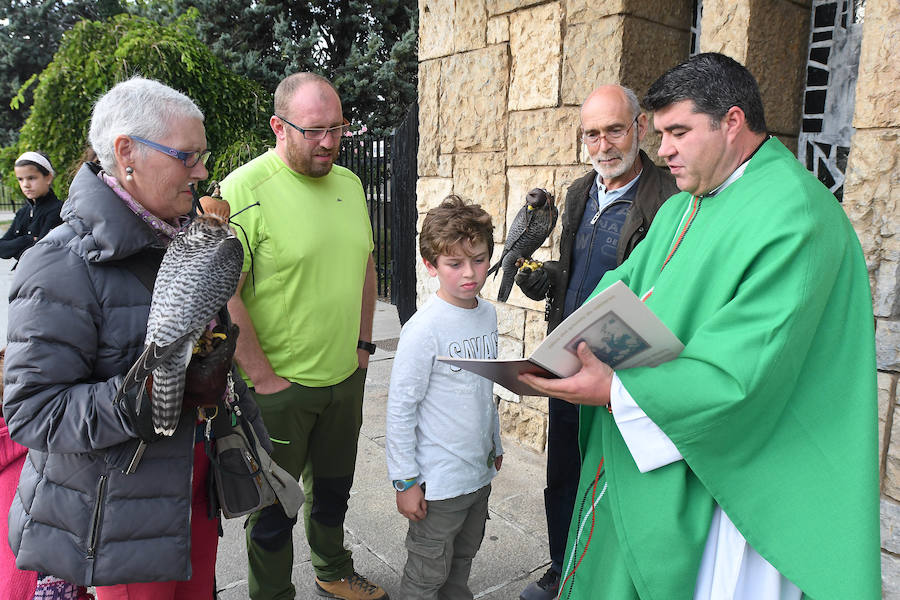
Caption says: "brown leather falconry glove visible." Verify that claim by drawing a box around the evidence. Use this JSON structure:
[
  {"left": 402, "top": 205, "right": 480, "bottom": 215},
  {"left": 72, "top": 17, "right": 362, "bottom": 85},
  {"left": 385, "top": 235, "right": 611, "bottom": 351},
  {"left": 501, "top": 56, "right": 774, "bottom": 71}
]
[{"left": 182, "top": 321, "right": 239, "bottom": 411}]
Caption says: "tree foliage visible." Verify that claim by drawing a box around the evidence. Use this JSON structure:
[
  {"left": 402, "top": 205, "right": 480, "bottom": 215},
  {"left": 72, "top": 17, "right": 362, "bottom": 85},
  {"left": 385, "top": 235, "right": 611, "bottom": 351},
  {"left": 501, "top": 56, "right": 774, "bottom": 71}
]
[
  {"left": 1, "top": 12, "right": 273, "bottom": 197},
  {"left": 0, "top": 0, "right": 126, "bottom": 146},
  {"left": 159, "top": 0, "right": 418, "bottom": 135},
  {"left": 0, "top": 1, "right": 418, "bottom": 196}
]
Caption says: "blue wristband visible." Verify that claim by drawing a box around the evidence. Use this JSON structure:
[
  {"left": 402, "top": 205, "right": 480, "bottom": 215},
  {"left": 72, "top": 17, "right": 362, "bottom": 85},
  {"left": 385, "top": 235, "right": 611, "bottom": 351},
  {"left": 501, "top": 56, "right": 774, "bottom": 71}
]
[{"left": 393, "top": 477, "right": 418, "bottom": 492}]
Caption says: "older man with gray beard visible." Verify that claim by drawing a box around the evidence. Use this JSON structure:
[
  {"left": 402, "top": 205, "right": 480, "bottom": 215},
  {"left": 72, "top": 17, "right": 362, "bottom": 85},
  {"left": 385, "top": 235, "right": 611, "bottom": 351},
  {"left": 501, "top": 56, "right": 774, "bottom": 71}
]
[{"left": 515, "top": 84, "right": 678, "bottom": 600}]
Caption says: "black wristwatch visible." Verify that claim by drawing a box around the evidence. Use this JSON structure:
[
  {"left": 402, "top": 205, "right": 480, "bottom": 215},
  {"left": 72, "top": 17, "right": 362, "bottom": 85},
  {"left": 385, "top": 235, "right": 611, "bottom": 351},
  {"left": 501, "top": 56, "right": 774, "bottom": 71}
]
[{"left": 357, "top": 340, "right": 377, "bottom": 355}]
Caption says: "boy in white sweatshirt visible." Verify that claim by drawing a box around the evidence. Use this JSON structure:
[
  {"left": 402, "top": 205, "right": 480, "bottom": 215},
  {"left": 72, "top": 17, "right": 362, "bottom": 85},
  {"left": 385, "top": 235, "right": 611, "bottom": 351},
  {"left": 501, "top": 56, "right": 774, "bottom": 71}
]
[{"left": 386, "top": 195, "right": 504, "bottom": 599}]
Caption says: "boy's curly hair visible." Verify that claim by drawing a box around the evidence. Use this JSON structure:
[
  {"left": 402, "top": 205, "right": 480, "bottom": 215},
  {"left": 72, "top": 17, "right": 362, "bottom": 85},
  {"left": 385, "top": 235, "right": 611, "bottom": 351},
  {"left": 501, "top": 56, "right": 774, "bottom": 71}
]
[{"left": 419, "top": 195, "right": 494, "bottom": 265}]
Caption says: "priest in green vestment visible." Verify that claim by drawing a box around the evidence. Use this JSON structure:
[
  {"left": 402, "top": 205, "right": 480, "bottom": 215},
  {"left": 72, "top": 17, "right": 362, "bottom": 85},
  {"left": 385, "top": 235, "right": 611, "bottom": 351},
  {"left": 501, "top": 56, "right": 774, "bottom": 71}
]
[{"left": 521, "top": 53, "right": 880, "bottom": 600}]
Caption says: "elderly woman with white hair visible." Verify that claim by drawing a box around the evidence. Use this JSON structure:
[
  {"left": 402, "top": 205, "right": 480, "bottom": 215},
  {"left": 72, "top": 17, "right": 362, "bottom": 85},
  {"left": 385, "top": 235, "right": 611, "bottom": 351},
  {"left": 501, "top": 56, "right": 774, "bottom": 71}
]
[{"left": 3, "top": 77, "right": 268, "bottom": 600}]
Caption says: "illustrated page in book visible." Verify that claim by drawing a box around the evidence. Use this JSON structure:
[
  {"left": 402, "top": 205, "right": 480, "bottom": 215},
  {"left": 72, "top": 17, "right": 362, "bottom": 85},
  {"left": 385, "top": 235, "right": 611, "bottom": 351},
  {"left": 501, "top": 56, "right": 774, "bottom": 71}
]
[{"left": 438, "top": 281, "right": 684, "bottom": 396}]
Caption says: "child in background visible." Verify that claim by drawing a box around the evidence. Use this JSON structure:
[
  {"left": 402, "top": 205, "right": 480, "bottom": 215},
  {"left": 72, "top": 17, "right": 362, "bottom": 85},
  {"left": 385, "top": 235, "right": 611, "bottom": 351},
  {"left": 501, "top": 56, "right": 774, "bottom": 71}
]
[
  {"left": 386, "top": 195, "right": 503, "bottom": 599},
  {"left": 1, "top": 152, "right": 63, "bottom": 267}
]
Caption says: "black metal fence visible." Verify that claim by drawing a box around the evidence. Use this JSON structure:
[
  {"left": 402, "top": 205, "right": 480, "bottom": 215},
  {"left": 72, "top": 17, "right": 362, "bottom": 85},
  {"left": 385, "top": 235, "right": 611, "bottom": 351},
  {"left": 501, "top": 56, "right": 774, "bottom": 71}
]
[
  {"left": 390, "top": 104, "right": 419, "bottom": 325},
  {"left": 336, "top": 104, "right": 418, "bottom": 318},
  {"left": 0, "top": 184, "right": 20, "bottom": 213},
  {"left": 337, "top": 134, "right": 392, "bottom": 298}
]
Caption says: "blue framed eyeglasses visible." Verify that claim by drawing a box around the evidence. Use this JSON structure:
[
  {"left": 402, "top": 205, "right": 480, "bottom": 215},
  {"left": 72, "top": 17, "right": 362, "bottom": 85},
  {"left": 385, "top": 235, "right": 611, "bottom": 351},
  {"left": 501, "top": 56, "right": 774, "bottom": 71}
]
[
  {"left": 274, "top": 115, "right": 350, "bottom": 141},
  {"left": 130, "top": 136, "right": 211, "bottom": 168}
]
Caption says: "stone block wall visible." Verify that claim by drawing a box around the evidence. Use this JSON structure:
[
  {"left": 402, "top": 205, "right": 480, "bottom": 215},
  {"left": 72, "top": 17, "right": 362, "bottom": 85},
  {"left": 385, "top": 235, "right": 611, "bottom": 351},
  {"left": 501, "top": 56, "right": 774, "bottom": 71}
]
[{"left": 700, "top": 0, "right": 809, "bottom": 149}]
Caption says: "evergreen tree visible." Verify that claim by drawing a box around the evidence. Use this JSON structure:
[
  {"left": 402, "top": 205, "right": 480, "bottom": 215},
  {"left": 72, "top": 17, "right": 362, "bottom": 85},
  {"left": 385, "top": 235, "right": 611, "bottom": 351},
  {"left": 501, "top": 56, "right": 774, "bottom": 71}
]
[
  {"left": 0, "top": 0, "right": 125, "bottom": 145},
  {"left": 1, "top": 12, "right": 273, "bottom": 197},
  {"left": 166, "top": 0, "right": 418, "bottom": 134}
]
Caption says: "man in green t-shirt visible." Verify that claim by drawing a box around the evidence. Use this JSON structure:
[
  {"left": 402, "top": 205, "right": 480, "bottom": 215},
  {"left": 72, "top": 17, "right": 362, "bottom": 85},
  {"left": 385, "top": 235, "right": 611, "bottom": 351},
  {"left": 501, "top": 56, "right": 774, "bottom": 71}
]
[
  {"left": 222, "top": 73, "right": 385, "bottom": 600},
  {"left": 521, "top": 53, "right": 880, "bottom": 599}
]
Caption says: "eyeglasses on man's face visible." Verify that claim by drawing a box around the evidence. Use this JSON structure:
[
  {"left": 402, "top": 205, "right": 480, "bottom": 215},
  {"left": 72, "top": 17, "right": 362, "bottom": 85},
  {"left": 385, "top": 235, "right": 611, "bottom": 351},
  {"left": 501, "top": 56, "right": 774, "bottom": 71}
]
[
  {"left": 581, "top": 116, "right": 639, "bottom": 145},
  {"left": 130, "top": 136, "right": 211, "bottom": 168},
  {"left": 275, "top": 115, "right": 351, "bottom": 141}
]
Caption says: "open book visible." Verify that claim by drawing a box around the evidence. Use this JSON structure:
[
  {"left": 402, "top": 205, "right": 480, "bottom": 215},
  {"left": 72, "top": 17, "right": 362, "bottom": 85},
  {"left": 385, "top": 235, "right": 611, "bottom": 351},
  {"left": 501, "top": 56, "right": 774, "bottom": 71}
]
[{"left": 438, "top": 280, "right": 684, "bottom": 396}]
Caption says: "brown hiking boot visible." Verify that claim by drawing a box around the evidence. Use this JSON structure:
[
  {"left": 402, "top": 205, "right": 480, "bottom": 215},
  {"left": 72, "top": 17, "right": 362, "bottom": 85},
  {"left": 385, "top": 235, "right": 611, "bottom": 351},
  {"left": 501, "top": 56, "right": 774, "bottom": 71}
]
[{"left": 314, "top": 572, "right": 389, "bottom": 599}]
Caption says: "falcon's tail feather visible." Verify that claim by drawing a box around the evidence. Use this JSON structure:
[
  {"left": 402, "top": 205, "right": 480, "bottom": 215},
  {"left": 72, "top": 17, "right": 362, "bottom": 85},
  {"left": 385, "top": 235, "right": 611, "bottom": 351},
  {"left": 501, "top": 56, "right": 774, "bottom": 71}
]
[
  {"left": 150, "top": 335, "right": 200, "bottom": 436},
  {"left": 495, "top": 252, "right": 523, "bottom": 303},
  {"left": 151, "top": 362, "right": 186, "bottom": 436},
  {"left": 114, "top": 329, "right": 196, "bottom": 406},
  {"left": 497, "top": 270, "right": 515, "bottom": 303}
]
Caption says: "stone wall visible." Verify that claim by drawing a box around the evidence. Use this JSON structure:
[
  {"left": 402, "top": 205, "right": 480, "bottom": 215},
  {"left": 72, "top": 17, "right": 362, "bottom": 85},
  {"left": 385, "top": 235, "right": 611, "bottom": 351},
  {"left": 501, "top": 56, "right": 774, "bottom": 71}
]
[
  {"left": 700, "top": 0, "right": 810, "bottom": 149},
  {"left": 841, "top": 0, "right": 900, "bottom": 592}
]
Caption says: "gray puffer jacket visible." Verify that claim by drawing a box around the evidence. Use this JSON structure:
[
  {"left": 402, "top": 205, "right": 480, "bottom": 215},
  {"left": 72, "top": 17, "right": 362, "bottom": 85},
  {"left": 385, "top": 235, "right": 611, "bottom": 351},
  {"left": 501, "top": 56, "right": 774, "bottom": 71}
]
[{"left": 3, "top": 163, "right": 267, "bottom": 586}]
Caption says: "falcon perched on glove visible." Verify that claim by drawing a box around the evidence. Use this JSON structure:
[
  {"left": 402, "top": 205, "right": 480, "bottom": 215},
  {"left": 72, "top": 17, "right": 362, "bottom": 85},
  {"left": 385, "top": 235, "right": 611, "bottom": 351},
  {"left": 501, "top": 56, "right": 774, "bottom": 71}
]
[
  {"left": 119, "top": 213, "right": 244, "bottom": 435},
  {"left": 487, "top": 187, "right": 558, "bottom": 303}
]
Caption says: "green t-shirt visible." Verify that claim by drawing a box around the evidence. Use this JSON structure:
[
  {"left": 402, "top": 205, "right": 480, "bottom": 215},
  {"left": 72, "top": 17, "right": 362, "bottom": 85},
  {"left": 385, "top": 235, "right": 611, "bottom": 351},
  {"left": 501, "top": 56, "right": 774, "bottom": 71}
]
[
  {"left": 222, "top": 150, "right": 374, "bottom": 387},
  {"left": 563, "top": 138, "right": 880, "bottom": 599}
]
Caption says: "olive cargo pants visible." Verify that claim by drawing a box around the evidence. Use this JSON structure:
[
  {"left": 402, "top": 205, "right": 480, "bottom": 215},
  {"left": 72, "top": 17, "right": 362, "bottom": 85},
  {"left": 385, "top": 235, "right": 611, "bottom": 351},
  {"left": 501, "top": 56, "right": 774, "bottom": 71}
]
[{"left": 245, "top": 369, "right": 366, "bottom": 600}]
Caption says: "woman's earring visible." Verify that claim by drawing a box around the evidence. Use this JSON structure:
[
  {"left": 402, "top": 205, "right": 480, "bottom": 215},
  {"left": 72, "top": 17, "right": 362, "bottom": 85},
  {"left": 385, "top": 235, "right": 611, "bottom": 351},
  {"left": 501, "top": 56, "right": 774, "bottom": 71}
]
[{"left": 125, "top": 166, "right": 134, "bottom": 182}]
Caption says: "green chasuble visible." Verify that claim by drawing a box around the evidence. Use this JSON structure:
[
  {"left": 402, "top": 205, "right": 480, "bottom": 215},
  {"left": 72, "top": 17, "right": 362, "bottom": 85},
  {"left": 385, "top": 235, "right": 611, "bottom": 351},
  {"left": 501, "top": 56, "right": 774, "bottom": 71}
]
[{"left": 561, "top": 138, "right": 879, "bottom": 600}]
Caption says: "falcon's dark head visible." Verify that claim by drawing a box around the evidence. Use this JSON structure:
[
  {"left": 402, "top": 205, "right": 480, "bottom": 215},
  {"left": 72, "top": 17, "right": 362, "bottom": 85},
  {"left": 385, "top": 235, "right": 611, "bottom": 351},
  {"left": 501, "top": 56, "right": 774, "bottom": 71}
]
[{"left": 525, "top": 188, "right": 554, "bottom": 210}]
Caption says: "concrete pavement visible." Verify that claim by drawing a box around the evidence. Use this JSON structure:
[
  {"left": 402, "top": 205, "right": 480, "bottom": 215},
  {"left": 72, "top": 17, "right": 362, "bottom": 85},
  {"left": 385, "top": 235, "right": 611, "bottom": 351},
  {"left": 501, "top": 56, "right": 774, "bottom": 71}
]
[{"left": 214, "top": 300, "right": 553, "bottom": 599}]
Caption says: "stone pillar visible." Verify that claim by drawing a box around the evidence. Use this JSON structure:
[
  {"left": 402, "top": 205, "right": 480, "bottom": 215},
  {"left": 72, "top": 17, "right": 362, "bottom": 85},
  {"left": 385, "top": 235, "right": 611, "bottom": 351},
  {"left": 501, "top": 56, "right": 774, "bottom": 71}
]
[
  {"left": 840, "top": 0, "right": 900, "bottom": 591},
  {"left": 565, "top": 0, "right": 691, "bottom": 153},
  {"left": 701, "top": 0, "right": 810, "bottom": 150}
]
